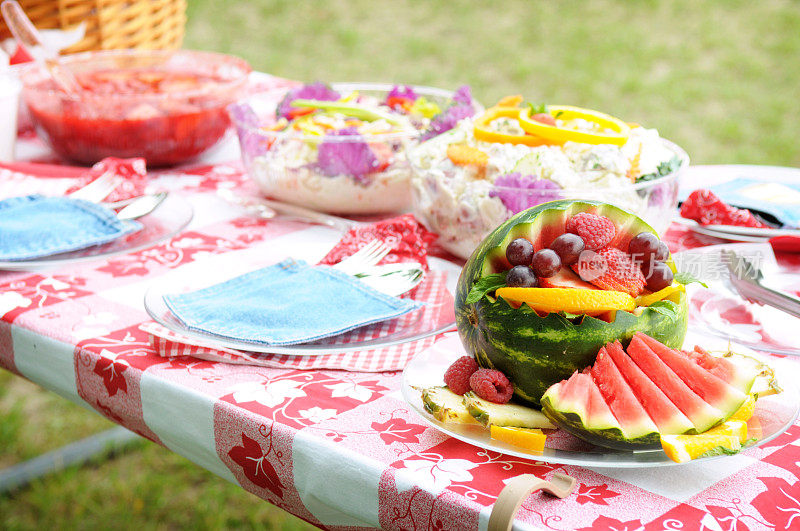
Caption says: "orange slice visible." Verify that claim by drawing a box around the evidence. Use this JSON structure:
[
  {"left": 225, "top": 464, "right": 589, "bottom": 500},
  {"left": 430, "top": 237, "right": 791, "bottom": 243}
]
[
  {"left": 490, "top": 426, "right": 546, "bottom": 453},
  {"left": 747, "top": 417, "right": 763, "bottom": 441},
  {"left": 729, "top": 395, "right": 757, "bottom": 422},
  {"left": 661, "top": 433, "right": 741, "bottom": 463},
  {"left": 447, "top": 144, "right": 488, "bottom": 168},
  {"left": 705, "top": 420, "right": 749, "bottom": 444},
  {"left": 635, "top": 283, "right": 685, "bottom": 307},
  {"left": 496, "top": 287, "right": 635, "bottom": 316},
  {"left": 661, "top": 420, "right": 748, "bottom": 463}
]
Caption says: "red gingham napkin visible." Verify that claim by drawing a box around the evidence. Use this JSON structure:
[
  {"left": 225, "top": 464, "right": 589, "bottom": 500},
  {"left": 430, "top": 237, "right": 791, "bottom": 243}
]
[{"left": 143, "top": 271, "right": 455, "bottom": 372}]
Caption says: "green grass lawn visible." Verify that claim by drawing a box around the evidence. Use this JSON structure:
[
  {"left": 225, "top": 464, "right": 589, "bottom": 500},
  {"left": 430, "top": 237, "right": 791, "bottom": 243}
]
[{"left": 2, "top": 1, "right": 799, "bottom": 529}]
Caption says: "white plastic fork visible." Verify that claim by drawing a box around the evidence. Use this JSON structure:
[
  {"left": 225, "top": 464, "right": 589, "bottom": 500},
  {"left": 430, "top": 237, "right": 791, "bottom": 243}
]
[
  {"left": 358, "top": 266, "right": 425, "bottom": 297},
  {"left": 332, "top": 240, "right": 391, "bottom": 275},
  {"left": 67, "top": 172, "right": 121, "bottom": 203}
]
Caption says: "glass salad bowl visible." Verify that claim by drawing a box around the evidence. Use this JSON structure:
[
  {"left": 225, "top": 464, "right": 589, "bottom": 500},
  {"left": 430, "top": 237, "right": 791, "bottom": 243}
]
[
  {"left": 409, "top": 104, "right": 689, "bottom": 259},
  {"left": 229, "top": 82, "right": 480, "bottom": 215},
  {"left": 20, "top": 49, "right": 252, "bottom": 166}
]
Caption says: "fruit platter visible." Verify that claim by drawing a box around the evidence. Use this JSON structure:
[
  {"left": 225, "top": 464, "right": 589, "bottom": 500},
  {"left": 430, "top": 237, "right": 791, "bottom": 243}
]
[{"left": 404, "top": 199, "right": 797, "bottom": 466}]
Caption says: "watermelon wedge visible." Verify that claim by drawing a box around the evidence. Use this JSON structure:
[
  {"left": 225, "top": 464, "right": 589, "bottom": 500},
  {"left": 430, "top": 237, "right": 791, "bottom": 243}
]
[
  {"left": 605, "top": 341, "right": 695, "bottom": 435},
  {"left": 687, "top": 346, "right": 758, "bottom": 393},
  {"left": 591, "top": 346, "right": 659, "bottom": 441},
  {"left": 636, "top": 333, "right": 748, "bottom": 417},
  {"left": 541, "top": 333, "right": 764, "bottom": 450},
  {"left": 627, "top": 335, "right": 724, "bottom": 433},
  {"left": 541, "top": 372, "right": 630, "bottom": 448}
]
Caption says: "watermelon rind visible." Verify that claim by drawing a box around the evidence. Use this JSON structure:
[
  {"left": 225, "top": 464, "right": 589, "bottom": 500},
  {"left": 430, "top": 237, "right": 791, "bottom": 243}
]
[
  {"left": 541, "top": 374, "right": 662, "bottom": 450},
  {"left": 455, "top": 200, "right": 688, "bottom": 406}
]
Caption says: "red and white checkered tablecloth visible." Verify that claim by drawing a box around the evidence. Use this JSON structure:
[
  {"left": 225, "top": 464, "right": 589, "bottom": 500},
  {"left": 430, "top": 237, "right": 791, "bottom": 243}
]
[{"left": 2, "top": 109, "right": 800, "bottom": 529}]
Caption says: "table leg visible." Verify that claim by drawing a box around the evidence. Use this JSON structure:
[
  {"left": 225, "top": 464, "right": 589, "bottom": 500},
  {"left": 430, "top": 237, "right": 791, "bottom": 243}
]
[{"left": 0, "top": 426, "right": 143, "bottom": 494}]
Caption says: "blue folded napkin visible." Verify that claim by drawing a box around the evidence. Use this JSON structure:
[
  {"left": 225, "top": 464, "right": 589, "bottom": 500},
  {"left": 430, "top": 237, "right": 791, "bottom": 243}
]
[
  {"left": 0, "top": 195, "right": 143, "bottom": 261},
  {"left": 163, "top": 258, "right": 423, "bottom": 346}
]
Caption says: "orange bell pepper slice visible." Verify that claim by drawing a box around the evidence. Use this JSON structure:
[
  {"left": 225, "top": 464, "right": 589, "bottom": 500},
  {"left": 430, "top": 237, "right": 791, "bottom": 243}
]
[
  {"left": 496, "top": 94, "right": 524, "bottom": 108},
  {"left": 473, "top": 106, "right": 549, "bottom": 146},
  {"left": 447, "top": 144, "right": 489, "bottom": 168}
]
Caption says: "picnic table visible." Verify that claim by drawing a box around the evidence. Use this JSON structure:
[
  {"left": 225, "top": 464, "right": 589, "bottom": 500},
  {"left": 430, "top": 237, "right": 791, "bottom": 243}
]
[{"left": 2, "top": 103, "right": 800, "bottom": 531}]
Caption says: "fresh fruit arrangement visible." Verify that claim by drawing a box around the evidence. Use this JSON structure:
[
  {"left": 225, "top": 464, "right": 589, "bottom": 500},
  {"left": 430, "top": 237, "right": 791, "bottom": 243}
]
[
  {"left": 420, "top": 333, "right": 778, "bottom": 462},
  {"left": 455, "top": 199, "right": 689, "bottom": 406},
  {"left": 541, "top": 333, "right": 768, "bottom": 450}
]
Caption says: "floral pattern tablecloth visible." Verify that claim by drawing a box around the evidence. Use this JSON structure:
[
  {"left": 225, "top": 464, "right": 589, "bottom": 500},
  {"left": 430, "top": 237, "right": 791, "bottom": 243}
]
[{"left": 2, "top": 126, "right": 800, "bottom": 530}]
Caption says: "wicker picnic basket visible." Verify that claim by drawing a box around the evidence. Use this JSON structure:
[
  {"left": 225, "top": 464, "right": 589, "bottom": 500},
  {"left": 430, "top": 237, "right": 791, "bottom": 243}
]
[{"left": 0, "top": 0, "right": 187, "bottom": 53}]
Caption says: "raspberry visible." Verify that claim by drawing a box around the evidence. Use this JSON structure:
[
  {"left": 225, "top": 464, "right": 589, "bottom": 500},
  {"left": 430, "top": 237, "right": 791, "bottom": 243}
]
[
  {"left": 469, "top": 368, "right": 514, "bottom": 404},
  {"left": 573, "top": 247, "right": 646, "bottom": 297},
  {"left": 565, "top": 213, "right": 616, "bottom": 250},
  {"left": 443, "top": 356, "right": 479, "bottom": 395}
]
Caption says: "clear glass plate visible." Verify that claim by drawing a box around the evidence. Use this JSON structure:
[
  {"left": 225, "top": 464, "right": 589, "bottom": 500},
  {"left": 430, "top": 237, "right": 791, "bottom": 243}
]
[
  {"left": 676, "top": 164, "right": 800, "bottom": 243},
  {"left": 143, "top": 256, "right": 461, "bottom": 356},
  {"left": 672, "top": 217, "right": 797, "bottom": 242},
  {"left": 402, "top": 332, "right": 799, "bottom": 468},
  {"left": 0, "top": 194, "right": 193, "bottom": 271},
  {"left": 674, "top": 243, "right": 800, "bottom": 356}
]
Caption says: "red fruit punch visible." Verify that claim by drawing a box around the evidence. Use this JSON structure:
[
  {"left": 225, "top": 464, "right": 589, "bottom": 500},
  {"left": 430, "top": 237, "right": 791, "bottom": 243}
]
[{"left": 680, "top": 189, "right": 768, "bottom": 228}]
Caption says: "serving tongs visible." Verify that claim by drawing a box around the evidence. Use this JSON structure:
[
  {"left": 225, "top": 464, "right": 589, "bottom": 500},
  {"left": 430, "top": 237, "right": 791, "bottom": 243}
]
[{"left": 723, "top": 250, "right": 800, "bottom": 320}]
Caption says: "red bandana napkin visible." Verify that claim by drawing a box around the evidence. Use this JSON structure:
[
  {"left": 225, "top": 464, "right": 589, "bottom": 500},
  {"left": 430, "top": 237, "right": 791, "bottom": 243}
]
[
  {"left": 318, "top": 214, "right": 437, "bottom": 270},
  {"left": 0, "top": 157, "right": 149, "bottom": 202},
  {"left": 64, "top": 158, "right": 150, "bottom": 202}
]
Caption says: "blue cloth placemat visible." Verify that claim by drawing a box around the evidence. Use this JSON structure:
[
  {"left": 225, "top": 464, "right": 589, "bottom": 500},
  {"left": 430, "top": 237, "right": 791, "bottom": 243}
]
[
  {"left": 0, "top": 195, "right": 142, "bottom": 261},
  {"left": 163, "top": 258, "right": 423, "bottom": 346},
  {"left": 708, "top": 178, "right": 800, "bottom": 228}
]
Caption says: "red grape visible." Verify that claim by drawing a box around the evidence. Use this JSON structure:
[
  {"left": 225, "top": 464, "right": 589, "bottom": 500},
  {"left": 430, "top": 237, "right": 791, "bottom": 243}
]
[
  {"left": 506, "top": 265, "right": 538, "bottom": 288},
  {"left": 506, "top": 238, "right": 534, "bottom": 266},
  {"left": 654, "top": 241, "right": 669, "bottom": 261},
  {"left": 531, "top": 249, "right": 561, "bottom": 278},
  {"left": 628, "top": 232, "right": 661, "bottom": 266},
  {"left": 645, "top": 261, "right": 673, "bottom": 291},
  {"left": 550, "top": 233, "right": 585, "bottom": 266}
]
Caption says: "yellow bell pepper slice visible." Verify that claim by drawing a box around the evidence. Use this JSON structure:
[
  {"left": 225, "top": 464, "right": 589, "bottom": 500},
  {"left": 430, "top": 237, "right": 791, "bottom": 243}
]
[
  {"left": 473, "top": 106, "right": 548, "bottom": 146},
  {"left": 409, "top": 97, "right": 441, "bottom": 118},
  {"left": 518, "top": 105, "right": 631, "bottom": 146}
]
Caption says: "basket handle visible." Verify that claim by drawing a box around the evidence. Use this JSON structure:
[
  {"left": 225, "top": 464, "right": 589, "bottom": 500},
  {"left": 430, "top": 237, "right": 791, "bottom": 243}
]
[{"left": 488, "top": 473, "right": 577, "bottom": 531}]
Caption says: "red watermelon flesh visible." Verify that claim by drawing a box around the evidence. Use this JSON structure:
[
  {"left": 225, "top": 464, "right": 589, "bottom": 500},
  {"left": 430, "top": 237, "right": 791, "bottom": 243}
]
[
  {"left": 576, "top": 372, "right": 621, "bottom": 432},
  {"left": 591, "top": 346, "right": 659, "bottom": 438},
  {"left": 686, "top": 346, "right": 756, "bottom": 392},
  {"left": 636, "top": 333, "right": 747, "bottom": 415},
  {"left": 627, "top": 335, "right": 723, "bottom": 433},
  {"left": 605, "top": 341, "right": 694, "bottom": 434}
]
